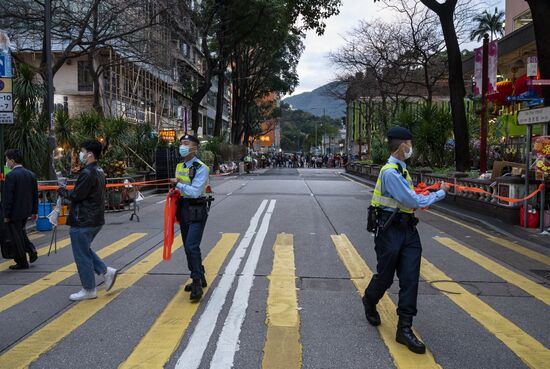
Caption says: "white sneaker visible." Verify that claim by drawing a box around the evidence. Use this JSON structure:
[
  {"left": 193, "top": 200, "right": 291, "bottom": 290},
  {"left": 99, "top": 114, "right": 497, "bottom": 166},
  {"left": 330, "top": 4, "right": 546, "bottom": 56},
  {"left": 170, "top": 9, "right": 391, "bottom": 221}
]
[
  {"left": 69, "top": 288, "right": 97, "bottom": 301},
  {"left": 104, "top": 267, "right": 118, "bottom": 291}
]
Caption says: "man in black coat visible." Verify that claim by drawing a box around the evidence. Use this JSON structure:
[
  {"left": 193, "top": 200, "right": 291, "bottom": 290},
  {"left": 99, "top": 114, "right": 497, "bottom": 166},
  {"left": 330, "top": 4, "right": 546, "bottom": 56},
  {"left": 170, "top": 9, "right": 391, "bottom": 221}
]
[{"left": 2, "top": 149, "right": 39, "bottom": 269}]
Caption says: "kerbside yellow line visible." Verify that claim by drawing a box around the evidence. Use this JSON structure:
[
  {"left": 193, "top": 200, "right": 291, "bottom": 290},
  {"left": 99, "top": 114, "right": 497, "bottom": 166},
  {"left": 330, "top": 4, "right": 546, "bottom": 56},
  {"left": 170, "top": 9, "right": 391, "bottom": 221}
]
[
  {"left": 0, "top": 237, "right": 182, "bottom": 369},
  {"left": 331, "top": 234, "right": 442, "bottom": 369},
  {"left": 118, "top": 233, "right": 240, "bottom": 369},
  {"left": 262, "top": 234, "right": 301, "bottom": 369},
  {"left": 0, "top": 233, "right": 146, "bottom": 314},
  {"left": 426, "top": 210, "right": 550, "bottom": 266},
  {"left": 434, "top": 237, "right": 550, "bottom": 306},
  {"left": 420, "top": 258, "right": 550, "bottom": 369},
  {"left": 0, "top": 238, "right": 71, "bottom": 272}
]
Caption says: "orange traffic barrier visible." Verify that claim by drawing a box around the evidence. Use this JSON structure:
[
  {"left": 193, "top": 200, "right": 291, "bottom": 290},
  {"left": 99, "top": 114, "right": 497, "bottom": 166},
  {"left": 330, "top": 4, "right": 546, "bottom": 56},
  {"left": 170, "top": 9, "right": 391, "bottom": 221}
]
[
  {"left": 163, "top": 189, "right": 181, "bottom": 261},
  {"left": 415, "top": 182, "right": 545, "bottom": 204}
]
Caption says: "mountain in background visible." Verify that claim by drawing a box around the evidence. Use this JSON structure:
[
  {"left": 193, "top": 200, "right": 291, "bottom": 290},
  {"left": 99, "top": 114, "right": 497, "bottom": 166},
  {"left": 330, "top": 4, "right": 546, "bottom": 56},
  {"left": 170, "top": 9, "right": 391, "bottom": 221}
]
[{"left": 283, "top": 81, "right": 347, "bottom": 119}]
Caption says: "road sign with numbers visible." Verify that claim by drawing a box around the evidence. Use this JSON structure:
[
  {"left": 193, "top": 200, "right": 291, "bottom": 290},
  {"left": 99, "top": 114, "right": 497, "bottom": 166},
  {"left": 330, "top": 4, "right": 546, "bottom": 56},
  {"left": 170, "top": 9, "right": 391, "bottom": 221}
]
[{"left": 0, "top": 93, "right": 12, "bottom": 111}]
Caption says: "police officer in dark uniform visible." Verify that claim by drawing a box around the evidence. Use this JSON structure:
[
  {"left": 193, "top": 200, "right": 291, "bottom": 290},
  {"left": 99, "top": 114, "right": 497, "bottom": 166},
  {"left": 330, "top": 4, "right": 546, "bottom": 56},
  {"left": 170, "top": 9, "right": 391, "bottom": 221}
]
[
  {"left": 173, "top": 134, "right": 211, "bottom": 301},
  {"left": 363, "top": 127, "right": 449, "bottom": 354}
]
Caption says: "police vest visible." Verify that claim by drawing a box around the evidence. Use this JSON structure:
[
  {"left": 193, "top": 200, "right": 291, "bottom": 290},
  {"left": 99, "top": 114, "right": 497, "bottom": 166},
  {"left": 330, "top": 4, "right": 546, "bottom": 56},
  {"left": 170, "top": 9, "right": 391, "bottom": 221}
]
[
  {"left": 371, "top": 163, "right": 415, "bottom": 214},
  {"left": 175, "top": 160, "right": 207, "bottom": 197}
]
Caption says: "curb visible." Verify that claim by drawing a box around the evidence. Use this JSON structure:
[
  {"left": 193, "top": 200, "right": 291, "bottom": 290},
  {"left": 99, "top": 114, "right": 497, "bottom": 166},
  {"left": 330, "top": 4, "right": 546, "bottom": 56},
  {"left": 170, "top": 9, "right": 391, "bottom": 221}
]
[{"left": 340, "top": 172, "right": 550, "bottom": 250}]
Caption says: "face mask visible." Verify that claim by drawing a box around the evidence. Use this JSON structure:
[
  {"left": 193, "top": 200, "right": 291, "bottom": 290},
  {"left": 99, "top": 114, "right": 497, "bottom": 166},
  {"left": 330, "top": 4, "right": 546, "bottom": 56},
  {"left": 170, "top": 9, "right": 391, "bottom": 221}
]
[
  {"left": 404, "top": 146, "right": 413, "bottom": 160},
  {"left": 79, "top": 151, "right": 88, "bottom": 164},
  {"left": 179, "top": 145, "right": 190, "bottom": 157}
]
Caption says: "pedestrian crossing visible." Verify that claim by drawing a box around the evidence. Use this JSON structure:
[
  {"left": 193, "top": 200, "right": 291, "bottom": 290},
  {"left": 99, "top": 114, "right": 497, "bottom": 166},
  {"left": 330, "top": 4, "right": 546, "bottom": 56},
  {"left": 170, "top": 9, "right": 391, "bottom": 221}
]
[
  {"left": 0, "top": 228, "right": 549, "bottom": 369},
  {"left": 0, "top": 237, "right": 71, "bottom": 272}
]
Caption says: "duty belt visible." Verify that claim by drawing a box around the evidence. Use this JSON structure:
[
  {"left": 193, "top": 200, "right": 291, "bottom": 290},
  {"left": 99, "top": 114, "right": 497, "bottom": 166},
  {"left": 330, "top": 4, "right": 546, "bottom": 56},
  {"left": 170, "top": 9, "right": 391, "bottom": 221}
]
[{"left": 378, "top": 210, "right": 418, "bottom": 226}]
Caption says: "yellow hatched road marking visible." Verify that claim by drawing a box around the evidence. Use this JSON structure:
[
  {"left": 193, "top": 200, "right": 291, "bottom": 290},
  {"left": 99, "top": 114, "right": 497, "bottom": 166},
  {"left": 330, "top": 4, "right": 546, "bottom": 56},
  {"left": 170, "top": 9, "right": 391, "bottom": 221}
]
[
  {"left": 427, "top": 210, "right": 550, "bottom": 266},
  {"left": 118, "top": 233, "right": 240, "bottom": 369},
  {"left": 331, "top": 235, "right": 442, "bottom": 369},
  {"left": 0, "top": 237, "right": 182, "bottom": 369},
  {"left": 27, "top": 233, "right": 44, "bottom": 241},
  {"left": 434, "top": 237, "right": 550, "bottom": 306},
  {"left": 421, "top": 258, "right": 550, "bottom": 369},
  {"left": 262, "top": 234, "right": 301, "bottom": 369},
  {"left": 0, "top": 233, "right": 146, "bottom": 314},
  {"left": 0, "top": 238, "right": 71, "bottom": 272}
]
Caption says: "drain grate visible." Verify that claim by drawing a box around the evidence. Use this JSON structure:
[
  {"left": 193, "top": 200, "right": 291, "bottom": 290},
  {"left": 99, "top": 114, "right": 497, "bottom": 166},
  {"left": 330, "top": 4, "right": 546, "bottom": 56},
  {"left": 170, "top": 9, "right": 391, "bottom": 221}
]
[{"left": 530, "top": 269, "right": 550, "bottom": 281}]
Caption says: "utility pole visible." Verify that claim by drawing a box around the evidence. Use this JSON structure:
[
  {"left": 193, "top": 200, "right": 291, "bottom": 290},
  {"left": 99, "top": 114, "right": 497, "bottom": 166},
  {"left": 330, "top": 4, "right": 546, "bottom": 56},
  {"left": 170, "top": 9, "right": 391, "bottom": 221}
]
[{"left": 45, "top": 0, "right": 56, "bottom": 179}]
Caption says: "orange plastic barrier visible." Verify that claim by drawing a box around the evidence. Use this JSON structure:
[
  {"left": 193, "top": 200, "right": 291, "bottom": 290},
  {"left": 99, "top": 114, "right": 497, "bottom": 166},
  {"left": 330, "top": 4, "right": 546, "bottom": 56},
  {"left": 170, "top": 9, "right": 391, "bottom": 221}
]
[
  {"left": 38, "top": 178, "right": 172, "bottom": 191},
  {"left": 414, "top": 182, "right": 545, "bottom": 204},
  {"left": 163, "top": 189, "right": 181, "bottom": 261}
]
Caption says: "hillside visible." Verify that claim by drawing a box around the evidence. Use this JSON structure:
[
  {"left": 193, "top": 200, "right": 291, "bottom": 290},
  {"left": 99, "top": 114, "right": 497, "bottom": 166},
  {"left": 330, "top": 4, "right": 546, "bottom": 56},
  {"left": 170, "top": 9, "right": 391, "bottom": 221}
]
[{"left": 283, "top": 82, "right": 347, "bottom": 119}]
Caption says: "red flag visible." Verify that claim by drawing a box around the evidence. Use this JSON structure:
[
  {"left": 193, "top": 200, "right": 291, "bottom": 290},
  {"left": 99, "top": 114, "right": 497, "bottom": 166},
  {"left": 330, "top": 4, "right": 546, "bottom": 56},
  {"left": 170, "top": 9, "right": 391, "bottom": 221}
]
[{"left": 163, "top": 189, "right": 180, "bottom": 261}]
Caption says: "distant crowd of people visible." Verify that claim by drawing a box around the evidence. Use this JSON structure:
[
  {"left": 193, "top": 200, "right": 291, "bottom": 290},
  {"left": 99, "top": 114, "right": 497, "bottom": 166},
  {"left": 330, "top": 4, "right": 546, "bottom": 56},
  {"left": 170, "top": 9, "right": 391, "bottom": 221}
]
[{"left": 244, "top": 153, "right": 349, "bottom": 170}]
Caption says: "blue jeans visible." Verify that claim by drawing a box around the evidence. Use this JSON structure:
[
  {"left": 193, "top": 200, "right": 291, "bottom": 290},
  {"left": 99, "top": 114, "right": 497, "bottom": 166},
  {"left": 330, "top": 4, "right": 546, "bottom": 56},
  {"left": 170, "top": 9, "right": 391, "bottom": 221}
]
[
  {"left": 69, "top": 226, "right": 106, "bottom": 290},
  {"left": 179, "top": 220, "right": 207, "bottom": 281}
]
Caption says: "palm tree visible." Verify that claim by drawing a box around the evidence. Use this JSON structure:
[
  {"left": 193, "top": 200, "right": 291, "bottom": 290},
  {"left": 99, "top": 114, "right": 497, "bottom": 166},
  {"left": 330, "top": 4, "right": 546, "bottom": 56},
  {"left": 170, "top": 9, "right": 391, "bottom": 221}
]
[
  {"left": 470, "top": 8, "right": 505, "bottom": 42},
  {"left": 6, "top": 64, "right": 48, "bottom": 177}
]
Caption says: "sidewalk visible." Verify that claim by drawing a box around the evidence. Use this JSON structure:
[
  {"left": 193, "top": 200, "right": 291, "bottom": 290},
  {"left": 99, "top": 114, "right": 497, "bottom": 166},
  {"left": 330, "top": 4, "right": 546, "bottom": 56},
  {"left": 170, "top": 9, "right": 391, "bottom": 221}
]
[{"left": 341, "top": 172, "right": 550, "bottom": 250}]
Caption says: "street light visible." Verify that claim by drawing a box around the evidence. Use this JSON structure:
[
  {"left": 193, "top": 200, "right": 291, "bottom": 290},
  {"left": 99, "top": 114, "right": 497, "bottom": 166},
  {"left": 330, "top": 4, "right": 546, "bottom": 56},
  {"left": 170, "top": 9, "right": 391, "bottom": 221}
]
[{"left": 45, "top": 0, "right": 56, "bottom": 179}]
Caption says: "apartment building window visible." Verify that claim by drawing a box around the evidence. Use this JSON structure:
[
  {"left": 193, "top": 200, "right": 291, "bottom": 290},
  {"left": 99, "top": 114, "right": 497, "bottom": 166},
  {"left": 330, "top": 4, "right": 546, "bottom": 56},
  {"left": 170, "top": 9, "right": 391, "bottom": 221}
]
[{"left": 77, "top": 61, "right": 93, "bottom": 92}]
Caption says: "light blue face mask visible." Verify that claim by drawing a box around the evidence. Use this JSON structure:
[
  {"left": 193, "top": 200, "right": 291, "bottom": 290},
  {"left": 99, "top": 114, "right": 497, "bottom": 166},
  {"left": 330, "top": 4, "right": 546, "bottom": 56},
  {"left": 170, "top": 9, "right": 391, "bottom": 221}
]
[
  {"left": 179, "top": 145, "right": 190, "bottom": 157},
  {"left": 79, "top": 151, "right": 88, "bottom": 164}
]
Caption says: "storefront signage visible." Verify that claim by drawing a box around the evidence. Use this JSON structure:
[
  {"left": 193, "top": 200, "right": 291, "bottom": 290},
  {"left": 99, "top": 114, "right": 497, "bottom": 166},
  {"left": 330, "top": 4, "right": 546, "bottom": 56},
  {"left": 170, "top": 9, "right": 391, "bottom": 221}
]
[
  {"left": 527, "top": 56, "right": 538, "bottom": 77},
  {"left": 159, "top": 129, "right": 177, "bottom": 142}
]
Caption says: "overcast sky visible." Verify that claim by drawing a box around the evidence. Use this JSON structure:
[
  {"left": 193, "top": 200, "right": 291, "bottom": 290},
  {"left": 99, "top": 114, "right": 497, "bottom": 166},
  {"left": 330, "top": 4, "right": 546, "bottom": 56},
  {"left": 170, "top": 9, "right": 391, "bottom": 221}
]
[{"left": 290, "top": 0, "right": 506, "bottom": 97}]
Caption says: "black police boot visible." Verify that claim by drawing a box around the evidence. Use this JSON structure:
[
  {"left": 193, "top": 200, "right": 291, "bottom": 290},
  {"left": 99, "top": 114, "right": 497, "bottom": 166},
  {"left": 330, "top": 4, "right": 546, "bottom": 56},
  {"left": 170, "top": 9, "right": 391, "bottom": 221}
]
[
  {"left": 185, "top": 275, "right": 207, "bottom": 292},
  {"left": 396, "top": 315, "right": 426, "bottom": 354},
  {"left": 362, "top": 295, "right": 381, "bottom": 326},
  {"left": 190, "top": 279, "right": 204, "bottom": 301}
]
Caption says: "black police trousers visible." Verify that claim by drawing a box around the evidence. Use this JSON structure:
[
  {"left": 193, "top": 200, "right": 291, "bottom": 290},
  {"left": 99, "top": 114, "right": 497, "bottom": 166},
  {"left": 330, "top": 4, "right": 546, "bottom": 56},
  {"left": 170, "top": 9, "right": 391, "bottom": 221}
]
[{"left": 364, "top": 220, "right": 422, "bottom": 317}]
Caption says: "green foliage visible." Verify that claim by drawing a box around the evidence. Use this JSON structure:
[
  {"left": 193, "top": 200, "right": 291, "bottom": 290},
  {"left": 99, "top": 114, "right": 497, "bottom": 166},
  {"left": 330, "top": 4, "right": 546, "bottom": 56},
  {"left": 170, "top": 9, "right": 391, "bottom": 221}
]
[
  {"left": 4, "top": 64, "right": 48, "bottom": 177},
  {"left": 470, "top": 8, "right": 505, "bottom": 42},
  {"left": 393, "top": 103, "right": 454, "bottom": 167},
  {"left": 279, "top": 104, "right": 342, "bottom": 152}
]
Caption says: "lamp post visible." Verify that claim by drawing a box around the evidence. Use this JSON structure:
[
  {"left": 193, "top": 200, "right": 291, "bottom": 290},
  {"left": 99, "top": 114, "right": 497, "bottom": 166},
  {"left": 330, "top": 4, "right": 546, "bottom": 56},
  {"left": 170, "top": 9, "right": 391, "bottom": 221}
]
[{"left": 45, "top": 0, "right": 56, "bottom": 179}]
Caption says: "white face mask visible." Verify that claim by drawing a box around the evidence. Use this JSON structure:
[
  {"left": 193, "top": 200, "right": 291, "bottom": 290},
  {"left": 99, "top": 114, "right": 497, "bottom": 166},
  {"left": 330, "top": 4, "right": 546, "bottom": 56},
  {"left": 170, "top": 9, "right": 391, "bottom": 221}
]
[{"left": 404, "top": 146, "right": 413, "bottom": 160}]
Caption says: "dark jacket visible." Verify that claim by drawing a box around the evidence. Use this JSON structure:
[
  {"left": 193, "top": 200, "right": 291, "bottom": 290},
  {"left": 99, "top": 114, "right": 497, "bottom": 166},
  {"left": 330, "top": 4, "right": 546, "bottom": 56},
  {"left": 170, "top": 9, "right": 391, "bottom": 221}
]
[
  {"left": 2, "top": 166, "right": 38, "bottom": 221},
  {"left": 59, "top": 162, "right": 106, "bottom": 228}
]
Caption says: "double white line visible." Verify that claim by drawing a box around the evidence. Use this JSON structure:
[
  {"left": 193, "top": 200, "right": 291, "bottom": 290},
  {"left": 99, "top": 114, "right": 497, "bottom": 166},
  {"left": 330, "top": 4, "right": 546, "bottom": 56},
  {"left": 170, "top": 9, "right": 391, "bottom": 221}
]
[{"left": 175, "top": 199, "right": 276, "bottom": 369}]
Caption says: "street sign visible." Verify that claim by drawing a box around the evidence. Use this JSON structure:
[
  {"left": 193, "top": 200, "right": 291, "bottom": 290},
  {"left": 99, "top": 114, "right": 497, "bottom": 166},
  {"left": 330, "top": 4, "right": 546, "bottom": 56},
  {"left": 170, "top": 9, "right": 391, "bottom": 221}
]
[
  {"left": 0, "top": 112, "right": 13, "bottom": 124},
  {"left": 517, "top": 107, "right": 550, "bottom": 125},
  {"left": 527, "top": 79, "right": 550, "bottom": 86},
  {"left": 0, "top": 93, "right": 12, "bottom": 111},
  {"left": 0, "top": 53, "right": 12, "bottom": 78},
  {"left": 527, "top": 56, "right": 538, "bottom": 77},
  {"left": 0, "top": 77, "right": 12, "bottom": 92}
]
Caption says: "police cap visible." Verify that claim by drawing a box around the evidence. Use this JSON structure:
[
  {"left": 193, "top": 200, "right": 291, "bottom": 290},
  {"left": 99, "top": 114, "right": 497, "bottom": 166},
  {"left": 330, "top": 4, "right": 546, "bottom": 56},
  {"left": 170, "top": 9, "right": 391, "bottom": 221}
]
[
  {"left": 387, "top": 127, "right": 413, "bottom": 140},
  {"left": 180, "top": 134, "right": 200, "bottom": 145}
]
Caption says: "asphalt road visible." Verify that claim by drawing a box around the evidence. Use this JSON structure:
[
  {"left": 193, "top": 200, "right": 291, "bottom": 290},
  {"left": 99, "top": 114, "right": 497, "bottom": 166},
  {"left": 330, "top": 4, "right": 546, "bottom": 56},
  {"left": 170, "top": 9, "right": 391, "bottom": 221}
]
[{"left": 0, "top": 168, "right": 549, "bottom": 369}]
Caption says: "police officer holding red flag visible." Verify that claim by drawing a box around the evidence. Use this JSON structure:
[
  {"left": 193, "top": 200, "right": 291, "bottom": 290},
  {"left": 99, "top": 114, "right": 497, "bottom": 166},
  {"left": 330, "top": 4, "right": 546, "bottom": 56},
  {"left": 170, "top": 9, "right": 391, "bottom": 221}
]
[{"left": 172, "top": 134, "right": 211, "bottom": 301}]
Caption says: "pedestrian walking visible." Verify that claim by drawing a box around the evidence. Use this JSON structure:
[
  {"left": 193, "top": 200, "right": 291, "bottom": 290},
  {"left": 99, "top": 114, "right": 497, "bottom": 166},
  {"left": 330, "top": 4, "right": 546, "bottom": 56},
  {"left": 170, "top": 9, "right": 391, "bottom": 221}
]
[
  {"left": 363, "top": 127, "right": 449, "bottom": 354},
  {"left": 2, "top": 149, "right": 39, "bottom": 269},
  {"left": 58, "top": 140, "right": 118, "bottom": 301},
  {"left": 172, "top": 134, "right": 211, "bottom": 301}
]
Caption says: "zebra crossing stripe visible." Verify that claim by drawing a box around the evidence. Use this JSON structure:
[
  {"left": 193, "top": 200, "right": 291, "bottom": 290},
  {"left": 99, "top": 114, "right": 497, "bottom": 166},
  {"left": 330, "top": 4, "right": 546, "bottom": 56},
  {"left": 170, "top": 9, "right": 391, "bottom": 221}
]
[
  {"left": 0, "top": 237, "right": 180, "bottom": 369},
  {"left": 331, "top": 234, "right": 443, "bottom": 369}
]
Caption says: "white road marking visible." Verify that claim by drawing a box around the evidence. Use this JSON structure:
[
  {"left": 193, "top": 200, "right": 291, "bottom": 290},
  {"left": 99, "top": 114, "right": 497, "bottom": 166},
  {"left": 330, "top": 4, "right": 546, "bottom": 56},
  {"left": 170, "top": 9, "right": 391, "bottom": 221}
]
[
  {"left": 209, "top": 200, "right": 276, "bottom": 369},
  {"left": 156, "top": 199, "right": 167, "bottom": 204},
  {"left": 174, "top": 200, "right": 273, "bottom": 369}
]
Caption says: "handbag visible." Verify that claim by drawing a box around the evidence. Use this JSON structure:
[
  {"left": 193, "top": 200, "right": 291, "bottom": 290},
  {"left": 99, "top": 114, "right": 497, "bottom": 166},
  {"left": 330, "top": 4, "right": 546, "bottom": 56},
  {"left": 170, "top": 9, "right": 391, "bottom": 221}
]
[{"left": 0, "top": 222, "right": 26, "bottom": 260}]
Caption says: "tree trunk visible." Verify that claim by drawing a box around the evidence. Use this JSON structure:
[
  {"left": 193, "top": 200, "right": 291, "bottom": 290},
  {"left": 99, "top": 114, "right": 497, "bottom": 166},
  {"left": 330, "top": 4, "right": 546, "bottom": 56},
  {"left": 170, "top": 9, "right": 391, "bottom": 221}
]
[
  {"left": 191, "top": 81, "right": 212, "bottom": 134},
  {"left": 439, "top": 11, "right": 470, "bottom": 172},
  {"left": 527, "top": 0, "right": 550, "bottom": 107}
]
